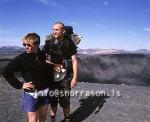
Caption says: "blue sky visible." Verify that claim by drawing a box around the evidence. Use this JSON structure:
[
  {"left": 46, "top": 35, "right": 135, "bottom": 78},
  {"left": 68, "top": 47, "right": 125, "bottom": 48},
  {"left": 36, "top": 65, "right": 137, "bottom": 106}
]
[{"left": 0, "top": 0, "right": 150, "bottom": 50}]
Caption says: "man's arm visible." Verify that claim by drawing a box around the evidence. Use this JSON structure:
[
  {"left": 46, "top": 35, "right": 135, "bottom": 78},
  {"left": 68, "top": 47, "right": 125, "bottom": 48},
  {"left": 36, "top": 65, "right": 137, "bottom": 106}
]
[{"left": 71, "top": 54, "right": 78, "bottom": 87}]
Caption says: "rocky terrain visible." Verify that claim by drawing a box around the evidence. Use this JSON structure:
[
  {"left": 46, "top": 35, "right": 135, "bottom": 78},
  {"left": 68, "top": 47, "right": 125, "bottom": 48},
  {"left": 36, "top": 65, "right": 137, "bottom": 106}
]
[
  {"left": 78, "top": 53, "right": 150, "bottom": 86},
  {"left": 0, "top": 78, "right": 150, "bottom": 122},
  {"left": 1, "top": 52, "right": 150, "bottom": 86},
  {"left": 0, "top": 51, "right": 150, "bottom": 122}
]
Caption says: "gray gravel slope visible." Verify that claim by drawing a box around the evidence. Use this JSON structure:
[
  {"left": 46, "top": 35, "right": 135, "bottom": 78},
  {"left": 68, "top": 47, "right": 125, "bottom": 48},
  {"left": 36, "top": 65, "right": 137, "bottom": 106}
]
[{"left": 0, "top": 78, "right": 150, "bottom": 122}]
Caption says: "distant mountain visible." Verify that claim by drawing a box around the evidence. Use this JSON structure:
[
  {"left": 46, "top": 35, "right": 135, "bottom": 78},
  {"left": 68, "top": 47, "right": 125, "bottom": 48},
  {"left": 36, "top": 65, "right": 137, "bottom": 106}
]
[
  {"left": 78, "top": 48, "right": 150, "bottom": 55},
  {"left": 134, "top": 49, "right": 150, "bottom": 54},
  {"left": 78, "top": 48, "right": 124, "bottom": 55},
  {"left": 1, "top": 46, "right": 150, "bottom": 55},
  {"left": 0, "top": 46, "right": 23, "bottom": 54}
]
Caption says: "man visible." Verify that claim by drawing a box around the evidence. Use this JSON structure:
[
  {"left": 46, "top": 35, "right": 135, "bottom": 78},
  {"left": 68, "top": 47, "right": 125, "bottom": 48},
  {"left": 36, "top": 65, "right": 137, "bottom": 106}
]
[
  {"left": 3, "top": 33, "right": 53, "bottom": 122},
  {"left": 43, "top": 22, "right": 78, "bottom": 122}
]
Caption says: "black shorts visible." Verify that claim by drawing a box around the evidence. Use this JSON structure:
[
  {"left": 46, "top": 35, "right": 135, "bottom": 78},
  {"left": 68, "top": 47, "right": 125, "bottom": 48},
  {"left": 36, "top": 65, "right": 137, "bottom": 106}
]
[{"left": 49, "top": 73, "right": 72, "bottom": 108}]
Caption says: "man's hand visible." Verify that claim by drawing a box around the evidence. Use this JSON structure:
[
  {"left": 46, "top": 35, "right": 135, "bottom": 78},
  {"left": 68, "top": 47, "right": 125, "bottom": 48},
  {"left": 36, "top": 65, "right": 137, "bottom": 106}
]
[
  {"left": 71, "top": 78, "right": 77, "bottom": 88},
  {"left": 46, "top": 60, "right": 62, "bottom": 72},
  {"left": 54, "top": 64, "right": 63, "bottom": 72},
  {"left": 22, "top": 82, "right": 35, "bottom": 90}
]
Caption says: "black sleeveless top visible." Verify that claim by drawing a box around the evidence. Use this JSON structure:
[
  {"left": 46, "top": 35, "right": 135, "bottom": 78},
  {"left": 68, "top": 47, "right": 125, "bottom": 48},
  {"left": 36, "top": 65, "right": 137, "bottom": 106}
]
[{"left": 43, "top": 35, "right": 77, "bottom": 64}]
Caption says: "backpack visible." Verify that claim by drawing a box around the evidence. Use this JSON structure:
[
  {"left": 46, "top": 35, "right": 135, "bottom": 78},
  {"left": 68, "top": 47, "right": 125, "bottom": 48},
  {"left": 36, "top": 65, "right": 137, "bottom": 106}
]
[{"left": 45, "top": 26, "right": 82, "bottom": 46}]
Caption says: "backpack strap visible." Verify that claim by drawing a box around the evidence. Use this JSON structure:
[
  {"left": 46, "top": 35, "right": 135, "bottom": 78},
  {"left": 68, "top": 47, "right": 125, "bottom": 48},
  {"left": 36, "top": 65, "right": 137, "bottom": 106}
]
[
  {"left": 71, "top": 34, "right": 81, "bottom": 45},
  {"left": 45, "top": 34, "right": 55, "bottom": 44}
]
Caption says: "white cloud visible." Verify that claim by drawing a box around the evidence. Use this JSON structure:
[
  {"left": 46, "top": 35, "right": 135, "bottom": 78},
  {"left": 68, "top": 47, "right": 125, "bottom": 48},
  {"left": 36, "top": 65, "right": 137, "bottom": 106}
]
[
  {"left": 104, "top": 1, "right": 108, "bottom": 6},
  {"left": 128, "top": 30, "right": 137, "bottom": 36},
  {"left": 67, "top": 21, "right": 79, "bottom": 26},
  {"left": 37, "top": 0, "right": 49, "bottom": 4},
  {"left": 0, "top": 39, "right": 11, "bottom": 46},
  {"left": 0, "top": 28, "right": 15, "bottom": 35},
  {"left": 144, "top": 27, "right": 150, "bottom": 32},
  {"left": 95, "top": 24, "right": 105, "bottom": 28},
  {"left": 63, "top": 20, "right": 80, "bottom": 28},
  {"left": 0, "top": 0, "right": 8, "bottom": 3},
  {"left": 0, "top": 37, "right": 22, "bottom": 46},
  {"left": 49, "top": 2, "right": 58, "bottom": 7},
  {"left": 144, "top": 8, "right": 150, "bottom": 13},
  {"left": 35, "top": 0, "right": 59, "bottom": 7}
]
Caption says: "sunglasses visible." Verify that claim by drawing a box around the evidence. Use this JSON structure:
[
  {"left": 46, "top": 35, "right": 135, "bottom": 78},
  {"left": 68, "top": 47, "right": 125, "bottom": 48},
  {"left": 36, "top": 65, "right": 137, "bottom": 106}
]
[{"left": 23, "top": 43, "right": 32, "bottom": 47}]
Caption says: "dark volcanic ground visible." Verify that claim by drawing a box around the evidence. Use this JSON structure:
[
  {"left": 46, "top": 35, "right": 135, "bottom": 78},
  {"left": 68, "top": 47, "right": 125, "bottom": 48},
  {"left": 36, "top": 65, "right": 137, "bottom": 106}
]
[
  {"left": 0, "top": 78, "right": 150, "bottom": 122},
  {"left": 0, "top": 53, "right": 150, "bottom": 122},
  {"left": 78, "top": 53, "right": 150, "bottom": 86},
  {"left": 1, "top": 53, "right": 150, "bottom": 86}
]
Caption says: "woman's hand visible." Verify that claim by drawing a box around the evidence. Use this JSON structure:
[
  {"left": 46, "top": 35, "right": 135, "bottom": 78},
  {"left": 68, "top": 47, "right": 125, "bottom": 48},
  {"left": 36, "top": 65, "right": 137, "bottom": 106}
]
[{"left": 22, "top": 82, "right": 35, "bottom": 90}]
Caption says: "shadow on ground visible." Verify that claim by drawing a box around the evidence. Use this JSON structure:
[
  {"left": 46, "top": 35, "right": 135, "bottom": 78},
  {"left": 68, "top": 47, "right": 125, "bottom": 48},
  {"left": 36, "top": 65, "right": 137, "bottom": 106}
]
[{"left": 69, "top": 95, "right": 109, "bottom": 122}]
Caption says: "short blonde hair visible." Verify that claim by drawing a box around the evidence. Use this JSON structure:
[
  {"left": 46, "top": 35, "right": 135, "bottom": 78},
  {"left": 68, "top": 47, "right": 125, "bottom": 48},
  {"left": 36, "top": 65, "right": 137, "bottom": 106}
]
[{"left": 23, "top": 33, "right": 40, "bottom": 45}]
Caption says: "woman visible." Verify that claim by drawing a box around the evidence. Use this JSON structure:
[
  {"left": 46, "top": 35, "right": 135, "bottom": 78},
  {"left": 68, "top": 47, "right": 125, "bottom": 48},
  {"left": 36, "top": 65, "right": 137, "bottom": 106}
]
[{"left": 3, "top": 33, "right": 53, "bottom": 122}]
